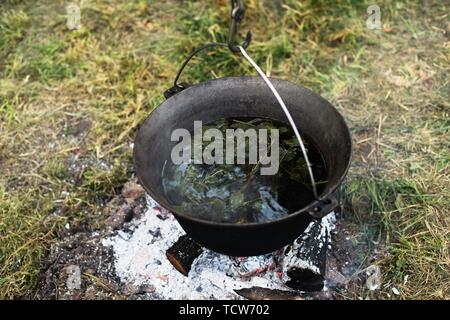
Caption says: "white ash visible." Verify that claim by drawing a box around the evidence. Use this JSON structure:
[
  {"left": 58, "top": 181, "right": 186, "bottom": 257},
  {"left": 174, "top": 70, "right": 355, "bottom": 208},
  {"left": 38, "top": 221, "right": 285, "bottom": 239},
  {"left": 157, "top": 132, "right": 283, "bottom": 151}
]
[{"left": 102, "top": 195, "right": 335, "bottom": 299}]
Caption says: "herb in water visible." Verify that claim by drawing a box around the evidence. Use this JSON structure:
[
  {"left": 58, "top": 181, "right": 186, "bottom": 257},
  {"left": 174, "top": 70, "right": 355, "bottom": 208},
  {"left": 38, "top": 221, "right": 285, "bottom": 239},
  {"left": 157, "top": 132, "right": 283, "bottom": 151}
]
[{"left": 162, "top": 118, "right": 327, "bottom": 224}]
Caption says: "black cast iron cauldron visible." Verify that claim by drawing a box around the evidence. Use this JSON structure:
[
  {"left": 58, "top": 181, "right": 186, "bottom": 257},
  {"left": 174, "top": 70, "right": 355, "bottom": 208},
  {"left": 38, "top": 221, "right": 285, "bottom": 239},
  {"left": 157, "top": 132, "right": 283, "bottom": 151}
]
[{"left": 134, "top": 76, "right": 352, "bottom": 256}]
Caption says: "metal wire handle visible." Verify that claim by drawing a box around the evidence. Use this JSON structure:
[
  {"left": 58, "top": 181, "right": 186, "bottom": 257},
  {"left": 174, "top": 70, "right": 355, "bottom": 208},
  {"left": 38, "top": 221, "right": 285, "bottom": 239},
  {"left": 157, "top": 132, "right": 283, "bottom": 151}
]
[
  {"left": 172, "top": 42, "right": 226, "bottom": 89},
  {"left": 238, "top": 46, "right": 319, "bottom": 198},
  {"left": 166, "top": 1, "right": 318, "bottom": 198},
  {"left": 167, "top": 42, "right": 319, "bottom": 198},
  {"left": 172, "top": 0, "right": 251, "bottom": 88}
]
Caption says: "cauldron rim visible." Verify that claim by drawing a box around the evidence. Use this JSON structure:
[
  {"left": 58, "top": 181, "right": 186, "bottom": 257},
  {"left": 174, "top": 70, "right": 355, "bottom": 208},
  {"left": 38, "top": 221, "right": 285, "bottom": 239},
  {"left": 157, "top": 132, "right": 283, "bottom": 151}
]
[{"left": 134, "top": 76, "right": 352, "bottom": 227}]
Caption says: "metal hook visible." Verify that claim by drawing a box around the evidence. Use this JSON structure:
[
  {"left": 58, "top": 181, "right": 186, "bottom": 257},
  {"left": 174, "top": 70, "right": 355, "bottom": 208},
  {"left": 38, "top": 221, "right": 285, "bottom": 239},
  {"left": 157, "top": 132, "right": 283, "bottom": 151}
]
[{"left": 228, "top": 0, "right": 252, "bottom": 53}]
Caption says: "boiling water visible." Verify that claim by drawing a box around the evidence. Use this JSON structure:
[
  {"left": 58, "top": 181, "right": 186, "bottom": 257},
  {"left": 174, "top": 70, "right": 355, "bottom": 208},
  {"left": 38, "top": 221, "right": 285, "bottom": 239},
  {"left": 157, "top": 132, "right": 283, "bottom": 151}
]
[{"left": 162, "top": 118, "right": 327, "bottom": 224}]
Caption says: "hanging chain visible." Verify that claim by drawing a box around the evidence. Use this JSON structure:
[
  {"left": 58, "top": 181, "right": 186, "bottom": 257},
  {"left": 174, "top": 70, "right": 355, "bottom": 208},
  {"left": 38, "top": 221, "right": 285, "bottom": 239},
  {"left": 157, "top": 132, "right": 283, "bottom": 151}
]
[{"left": 228, "top": 0, "right": 252, "bottom": 53}]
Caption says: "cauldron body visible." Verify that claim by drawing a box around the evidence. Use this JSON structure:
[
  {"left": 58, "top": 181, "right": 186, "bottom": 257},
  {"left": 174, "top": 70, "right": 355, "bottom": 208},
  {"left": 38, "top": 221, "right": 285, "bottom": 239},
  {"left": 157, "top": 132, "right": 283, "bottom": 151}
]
[{"left": 134, "top": 77, "right": 351, "bottom": 256}]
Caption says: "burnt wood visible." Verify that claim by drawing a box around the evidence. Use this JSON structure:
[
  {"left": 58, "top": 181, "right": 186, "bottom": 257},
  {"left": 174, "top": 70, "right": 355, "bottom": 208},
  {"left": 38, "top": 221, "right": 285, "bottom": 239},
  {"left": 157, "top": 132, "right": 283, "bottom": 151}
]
[
  {"left": 167, "top": 215, "right": 331, "bottom": 294},
  {"left": 282, "top": 218, "right": 329, "bottom": 292},
  {"left": 234, "top": 287, "right": 304, "bottom": 300},
  {"left": 166, "top": 235, "right": 204, "bottom": 276}
]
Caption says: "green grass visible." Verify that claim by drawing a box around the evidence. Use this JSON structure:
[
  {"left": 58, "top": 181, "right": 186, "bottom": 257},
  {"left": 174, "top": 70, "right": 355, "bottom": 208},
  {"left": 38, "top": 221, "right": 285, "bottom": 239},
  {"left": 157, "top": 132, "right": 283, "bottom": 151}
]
[
  {"left": 0, "top": 9, "right": 29, "bottom": 60},
  {"left": 0, "top": 0, "right": 449, "bottom": 299}
]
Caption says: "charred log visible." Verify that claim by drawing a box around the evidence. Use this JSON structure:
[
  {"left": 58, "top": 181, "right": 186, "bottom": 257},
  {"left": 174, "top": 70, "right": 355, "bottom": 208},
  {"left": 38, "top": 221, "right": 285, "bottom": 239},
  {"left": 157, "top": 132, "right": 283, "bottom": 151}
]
[
  {"left": 166, "top": 215, "right": 334, "bottom": 292},
  {"left": 282, "top": 217, "right": 332, "bottom": 292},
  {"left": 235, "top": 287, "right": 304, "bottom": 300},
  {"left": 166, "top": 235, "right": 204, "bottom": 276}
]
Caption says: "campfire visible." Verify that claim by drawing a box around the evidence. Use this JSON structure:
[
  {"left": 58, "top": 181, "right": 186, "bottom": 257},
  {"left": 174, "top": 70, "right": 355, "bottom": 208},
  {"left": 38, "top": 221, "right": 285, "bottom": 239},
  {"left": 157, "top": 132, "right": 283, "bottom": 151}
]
[{"left": 102, "top": 195, "right": 336, "bottom": 299}]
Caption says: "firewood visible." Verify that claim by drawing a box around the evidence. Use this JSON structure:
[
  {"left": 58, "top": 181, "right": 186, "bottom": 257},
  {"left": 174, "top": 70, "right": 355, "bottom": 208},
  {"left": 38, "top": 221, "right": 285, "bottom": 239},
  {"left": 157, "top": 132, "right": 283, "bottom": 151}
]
[
  {"left": 234, "top": 287, "right": 304, "bottom": 300},
  {"left": 166, "top": 216, "right": 334, "bottom": 292},
  {"left": 166, "top": 235, "right": 204, "bottom": 276},
  {"left": 282, "top": 217, "right": 331, "bottom": 292}
]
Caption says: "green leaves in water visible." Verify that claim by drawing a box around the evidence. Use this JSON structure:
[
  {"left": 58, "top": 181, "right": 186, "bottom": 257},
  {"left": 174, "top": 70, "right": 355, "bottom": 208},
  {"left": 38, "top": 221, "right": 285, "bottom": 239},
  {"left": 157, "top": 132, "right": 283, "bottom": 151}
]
[{"left": 163, "top": 117, "right": 327, "bottom": 224}]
